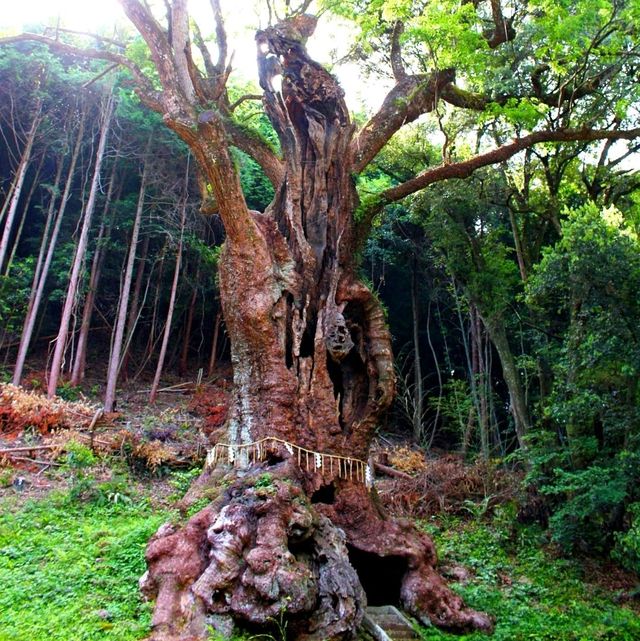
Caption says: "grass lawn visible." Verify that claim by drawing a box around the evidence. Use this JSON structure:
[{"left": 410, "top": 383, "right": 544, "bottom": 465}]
[
  {"left": 418, "top": 510, "right": 640, "bottom": 641},
  {"left": 0, "top": 487, "right": 169, "bottom": 641},
  {"left": 0, "top": 476, "right": 638, "bottom": 641}
]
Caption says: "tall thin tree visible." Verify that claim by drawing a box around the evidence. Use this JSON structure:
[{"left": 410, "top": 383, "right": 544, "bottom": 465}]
[
  {"left": 47, "top": 90, "right": 114, "bottom": 398},
  {"left": 0, "top": 99, "right": 42, "bottom": 272},
  {"left": 103, "top": 141, "right": 150, "bottom": 411},
  {"left": 12, "top": 105, "right": 87, "bottom": 386},
  {"left": 149, "top": 164, "right": 189, "bottom": 403},
  {"left": 70, "top": 159, "right": 119, "bottom": 386}
]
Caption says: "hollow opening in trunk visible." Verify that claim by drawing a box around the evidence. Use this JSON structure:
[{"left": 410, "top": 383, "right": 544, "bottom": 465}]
[
  {"left": 347, "top": 546, "right": 406, "bottom": 606},
  {"left": 311, "top": 483, "right": 335, "bottom": 505},
  {"left": 265, "top": 451, "right": 285, "bottom": 466},
  {"left": 287, "top": 532, "right": 315, "bottom": 562},
  {"left": 326, "top": 354, "right": 344, "bottom": 401},
  {"left": 299, "top": 327, "right": 314, "bottom": 358}
]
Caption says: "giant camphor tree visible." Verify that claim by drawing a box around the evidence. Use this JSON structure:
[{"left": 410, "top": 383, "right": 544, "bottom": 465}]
[{"left": 3, "top": 0, "right": 640, "bottom": 639}]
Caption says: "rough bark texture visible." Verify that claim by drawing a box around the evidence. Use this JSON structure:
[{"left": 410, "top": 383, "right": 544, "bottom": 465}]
[{"left": 140, "top": 15, "right": 491, "bottom": 641}]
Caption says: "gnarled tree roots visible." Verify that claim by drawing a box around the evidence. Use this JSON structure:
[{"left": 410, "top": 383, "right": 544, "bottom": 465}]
[{"left": 140, "top": 461, "right": 493, "bottom": 640}]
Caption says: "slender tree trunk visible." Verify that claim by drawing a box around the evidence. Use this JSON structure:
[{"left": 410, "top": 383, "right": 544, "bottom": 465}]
[
  {"left": 425, "top": 300, "right": 442, "bottom": 449},
  {"left": 128, "top": 235, "right": 150, "bottom": 327},
  {"left": 70, "top": 163, "right": 118, "bottom": 385},
  {"left": 508, "top": 207, "right": 528, "bottom": 282},
  {"left": 103, "top": 151, "right": 148, "bottom": 412},
  {"left": 149, "top": 195, "right": 187, "bottom": 403},
  {"left": 121, "top": 233, "right": 150, "bottom": 376},
  {"left": 207, "top": 309, "right": 222, "bottom": 376},
  {"left": 482, "top": 313, "right": 530, "bottom": 450},
  {"left": 471, "top": 305, "right": 489, "bottom": 458},
  {"left": 139, "top": 245, "right": 167, "bottom": 375},
  {"left": 22, "top": 158, "right": 64, "bottom": 314},
  {"left": 127, "top": 247, "right": 167, "bottom": 383},
  {"left": 452, "top": 284, "right": 483, "bottom": 455},
  {"left": 410, "top": 254, "right": 423, "bottom": 442},
  {"left": 0, "top": 100, "right": 42, "bottom": 273},
  {"left": 179, "top": 264, "right": 199, "bottom": 376},
  {"left": 3, "top": 148, "right": 47, "bottom": 277},
  {"left": 12, "top": 108, "right": 86, "bottom": 386},
  {"left": 47, "top": 92, "right": 114, "bottom": 398},
  {"left": 0, "top": 177, "right": 16, "bottom": 226}
]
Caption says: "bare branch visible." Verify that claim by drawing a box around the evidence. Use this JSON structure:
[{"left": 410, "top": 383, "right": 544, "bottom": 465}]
[
  {"left": 42, "top": 26, "right": 127, "bottom": 49},
  {"left": 192, "top": 21, "right": 217, "bottom": 79},
  {"left": 210, "top": 0, "right": 228, "bottom": 72},
  {"left": 288, "top": 0, "right": 314, "bottom": 16},
  {"left": 82, "top": 63, "right": 120, "bottom": 88},
  {"left": 229, "top": 94, "right": 263, "bottom": 111},
  {"left": 605, "top": 142, "right": 640, "bottom": 170}
]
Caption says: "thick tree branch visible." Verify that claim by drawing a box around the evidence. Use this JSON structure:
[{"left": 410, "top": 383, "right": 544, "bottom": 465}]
[
  {"left": 351, "top": 69, "right": 455, "bottom": 173},
  {"left": 382, "top": 127, "right": 640, "bottom": 203},
  {"left": 352, "top": 0, "right": 633, "bottom": 176},
  {"left": 390, "top": 21, "right": 407, "bottom": 81},
  {"left": 119, "top": 0, "right": 193, "bottom": 118},
  {"left": 170, "top": 0, "right": 197, "bottom": 101},
  {"left": 438, "top": 83, "right": 492, "bottom": 110},
  {"left": 224, "top": 118, "right": 284, "bottom": 189},
  {"left": 0, "top": 33, "right": 162, "bottom": 112},
  {"left": 356, "top": 126, "right": 640, "bottom": 244},
  {"left": 352, "top": 57, "right": 635, "bottom": 174}
]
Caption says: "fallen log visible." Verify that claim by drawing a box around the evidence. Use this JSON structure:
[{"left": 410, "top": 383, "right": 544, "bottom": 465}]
[{"left": 374, "top": 461, "right": 414, "bottom": 480}]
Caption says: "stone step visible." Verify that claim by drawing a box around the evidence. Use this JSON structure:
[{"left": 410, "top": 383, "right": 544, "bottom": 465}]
[{"left": 362, "top": 605, "right": 420, "bottom": 641}]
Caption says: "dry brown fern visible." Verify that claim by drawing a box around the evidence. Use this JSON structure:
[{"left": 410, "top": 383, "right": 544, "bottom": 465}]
[{"left": 0, "top": 383, "right": 98, "bottom": 438}]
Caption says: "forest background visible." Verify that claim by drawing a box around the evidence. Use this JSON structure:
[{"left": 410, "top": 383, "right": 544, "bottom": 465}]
[{"left": 0, "top": 0, "right": 639, "bottom": 640}]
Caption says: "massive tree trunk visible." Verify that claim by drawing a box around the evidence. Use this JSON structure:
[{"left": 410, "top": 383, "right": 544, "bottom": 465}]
[{"left": 139, "top": 18, "right": 491, "bottom": 641}]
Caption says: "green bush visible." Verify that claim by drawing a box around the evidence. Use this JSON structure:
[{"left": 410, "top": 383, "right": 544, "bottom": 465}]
[
  {"left": 613, "top": 502, "right": 640, "bottom": 575},
  {"left": 416, "top": 514, "right": 640, "bottom": 641},
  {"left": 65, "top": 441, "right": 97, "bottom": 469},
  {"left": 525, "top": 205, "right": 640, "bottom": 560}
]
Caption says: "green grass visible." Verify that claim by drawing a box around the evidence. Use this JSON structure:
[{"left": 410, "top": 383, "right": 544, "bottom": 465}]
[
  {"left": 417, "top": 509, "right": 640, "bottom": 641},
  {"left": 1, "top": 483, "right": 638, "bottom": 641},
  {"left": 0, "top": 491, "right": 169, "bottom": 641}
]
